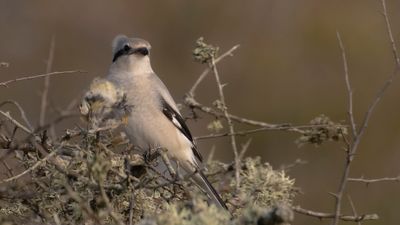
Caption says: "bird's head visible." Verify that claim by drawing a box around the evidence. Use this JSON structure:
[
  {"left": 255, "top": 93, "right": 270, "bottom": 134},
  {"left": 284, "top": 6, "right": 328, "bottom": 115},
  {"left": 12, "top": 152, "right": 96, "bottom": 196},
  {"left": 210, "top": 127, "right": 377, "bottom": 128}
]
[
  {"left": 112, "top": 35, "right": 151, "bottom": 62},
  {"left": 111, "top": 35, "right": 153, "bottom": 74}
]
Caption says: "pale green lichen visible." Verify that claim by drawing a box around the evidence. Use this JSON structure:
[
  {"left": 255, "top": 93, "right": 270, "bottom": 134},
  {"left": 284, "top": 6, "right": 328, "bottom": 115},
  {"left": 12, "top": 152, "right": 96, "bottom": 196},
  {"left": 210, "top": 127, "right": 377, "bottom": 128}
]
[
  {"left": 192, "top": 37, "right": 219, "bottom": 64},
  {"left": 296, "top": 114, "right": 347, "bottom": 147},
  {"left": 207, "top": 120, "right": 224, "bottom": 132},
  {"left": 235, "top": 157, "right": 296, "bottom": 208}
]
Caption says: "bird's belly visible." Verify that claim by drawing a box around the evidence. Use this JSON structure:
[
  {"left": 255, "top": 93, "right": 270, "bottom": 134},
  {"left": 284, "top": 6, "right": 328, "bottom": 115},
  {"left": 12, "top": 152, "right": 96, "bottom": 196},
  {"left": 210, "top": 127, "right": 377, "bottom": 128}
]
[{"left": 125, "top": 108, "right": 194, "bottom": 163}]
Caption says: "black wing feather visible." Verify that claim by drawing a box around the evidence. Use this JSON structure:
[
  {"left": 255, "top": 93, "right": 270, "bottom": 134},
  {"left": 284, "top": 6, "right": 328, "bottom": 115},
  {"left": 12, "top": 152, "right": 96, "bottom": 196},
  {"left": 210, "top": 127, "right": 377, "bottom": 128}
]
[{"left": 160, "top": 98, "right": 203, "bottom": 162}]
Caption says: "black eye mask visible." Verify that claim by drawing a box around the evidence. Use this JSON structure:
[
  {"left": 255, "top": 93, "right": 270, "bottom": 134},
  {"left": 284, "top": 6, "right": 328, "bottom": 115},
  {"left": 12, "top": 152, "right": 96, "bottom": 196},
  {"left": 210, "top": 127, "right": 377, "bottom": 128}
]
[{"left": 112, "top": 45, "right": 149, "bottom": 62}]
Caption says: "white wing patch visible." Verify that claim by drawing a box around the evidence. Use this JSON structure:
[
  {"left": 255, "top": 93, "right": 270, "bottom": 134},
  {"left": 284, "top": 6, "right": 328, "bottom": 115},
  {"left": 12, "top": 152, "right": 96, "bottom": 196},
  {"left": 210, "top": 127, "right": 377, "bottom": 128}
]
[
  {"left": 171, "top": 116, "right": 183, "bottom": 130},
  {"left": 160, "top": 97, "right": 203, "bottom": 162}
]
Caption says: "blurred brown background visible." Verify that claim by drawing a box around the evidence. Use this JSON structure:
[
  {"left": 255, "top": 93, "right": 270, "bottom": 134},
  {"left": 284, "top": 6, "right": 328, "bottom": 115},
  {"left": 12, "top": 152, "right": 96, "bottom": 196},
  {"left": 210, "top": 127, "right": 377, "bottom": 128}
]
[{"left": 1, "top": 0, "right": 400, "bottom": 224}]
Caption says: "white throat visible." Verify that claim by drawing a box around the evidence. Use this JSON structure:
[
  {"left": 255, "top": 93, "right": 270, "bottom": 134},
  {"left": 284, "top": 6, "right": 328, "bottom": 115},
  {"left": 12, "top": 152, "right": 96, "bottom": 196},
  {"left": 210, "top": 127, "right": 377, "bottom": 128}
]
[{"left": 109, "top": 55, "right": 154, "bottom": 78}]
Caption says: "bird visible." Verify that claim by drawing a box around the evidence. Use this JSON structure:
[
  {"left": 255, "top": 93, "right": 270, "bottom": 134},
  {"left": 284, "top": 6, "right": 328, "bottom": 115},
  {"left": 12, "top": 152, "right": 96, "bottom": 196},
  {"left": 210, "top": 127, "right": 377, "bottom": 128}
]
[{"left": 91, "top": 35, "right": 228, "bottom": 209}]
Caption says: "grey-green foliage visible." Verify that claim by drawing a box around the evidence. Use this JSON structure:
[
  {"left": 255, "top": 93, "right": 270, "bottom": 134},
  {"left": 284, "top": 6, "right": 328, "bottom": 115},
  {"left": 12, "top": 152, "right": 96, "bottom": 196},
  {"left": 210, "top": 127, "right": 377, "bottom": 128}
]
[
  {"left": 192, "top": 37, "right": 219, "bottom": 64},
  {"left": 136, "top": 157, "right": 296, "bottom": 225},
  {"left": 296, "top": 114, "right": 347, "bottom": 147},
  {"left": 230, "top": 157, "right": 296, "bottom": 209},
  {"left": 0, "top": 142, "right": 296, "bottom": 225}
]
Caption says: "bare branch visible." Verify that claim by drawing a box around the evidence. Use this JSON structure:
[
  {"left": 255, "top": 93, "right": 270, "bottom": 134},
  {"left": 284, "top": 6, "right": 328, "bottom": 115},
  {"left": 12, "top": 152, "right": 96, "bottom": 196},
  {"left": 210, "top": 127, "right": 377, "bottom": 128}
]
[
  {"left": 381, "top": 0, "right": 400, "bottom": 65},
  {"left": 0, "top": 144, "right": 62, "bottom": 184},
  {"left": 0, "top": 70, "right": 86, "bottom": 87},
  {"left": 195, "top": 124, "right": 338, "bottom": 141},
  {"left": 39, "top": 36, "right": 56, "bottom": 127},
  {"left": 336, "top": 32, "right": 357, "bottom": 137},
  {"left": 211, "top": 56, "right": 240, "bottom": 191},
  {"left": 185, "top": 95, "right": 307, "bottom": 134},
  {"left": 292, "top": 206, "right": 378, "bottom": 222},
  {"left": 332, "top": 1, "right": 400, "bottom": 224},
  {"left": 347, "top": 195, "right": 362, "bottom": 225},
  {"left": 348, "top": 176, "right": 400, "bottom": 185},
  {"left": 0, "top": 100, "right": 34, "bottom": 131},
  {"left": 0, "top": 110, "right": 33, "bottom": 134},
  {"left": 188, "top": 44, "right": 240, "bottom": 97}
]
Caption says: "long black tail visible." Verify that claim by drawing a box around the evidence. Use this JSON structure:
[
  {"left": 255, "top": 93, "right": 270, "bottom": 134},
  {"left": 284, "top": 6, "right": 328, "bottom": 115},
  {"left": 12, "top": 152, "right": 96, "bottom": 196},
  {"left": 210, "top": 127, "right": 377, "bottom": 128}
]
[{"left": 193, "top": 170, "right": 229, "bottom": 210}]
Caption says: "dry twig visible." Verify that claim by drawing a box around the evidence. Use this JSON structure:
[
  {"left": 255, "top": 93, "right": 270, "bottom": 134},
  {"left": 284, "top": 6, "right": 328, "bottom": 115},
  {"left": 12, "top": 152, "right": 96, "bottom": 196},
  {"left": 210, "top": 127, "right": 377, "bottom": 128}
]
[
  {"left": 188, "top": 45, "right": 240, "bottom": 97},
  {"left": 292, "top": 206, "right": 378, "bottom": 222},
  {"left": 210, "top": 56, "right": 240, "bottom": 191},
  {"left": 332, "top": 1, "right": 400, "bottom": 224},
  {"left": 347, "top": 195, "right": 362, "bottom": 225},
  {"left": 0, "top": 70, "right": 86, "bottom": 87},
  {"left": 337, "top": 32, "right": 357, "bottom": 137},
  {"left": 348, "top": 176, "right": 400, "bottom": 185},
  {"left": 0, "top": 100, "right": 34, "bottom": 131},
  {"left": 0, "top": 110, "right": 33, "bottom": 134},
  {"left": 39, "top": 36, "right": 56, "bottom": 127},
  {"left": 0, "top": 144, "right": 63, "bottom": 184},
  {"left": 185, "top": 96, "right": 309, "bottom": 134}
]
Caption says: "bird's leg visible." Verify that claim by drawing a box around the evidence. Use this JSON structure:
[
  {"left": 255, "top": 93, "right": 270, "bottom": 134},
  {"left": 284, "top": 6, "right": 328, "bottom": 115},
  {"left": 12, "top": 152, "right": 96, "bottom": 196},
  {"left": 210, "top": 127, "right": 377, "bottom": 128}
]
[{"left": 160, "top": 149, "right": 177, "bottom": 180}]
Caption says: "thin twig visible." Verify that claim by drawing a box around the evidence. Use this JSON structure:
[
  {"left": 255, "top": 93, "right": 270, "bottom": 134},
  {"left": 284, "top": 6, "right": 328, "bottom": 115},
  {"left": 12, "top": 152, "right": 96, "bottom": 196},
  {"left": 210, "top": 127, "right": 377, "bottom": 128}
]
[
  {"left": 195, "top": 124, "right": 336, "bottom": 140},
  {"left": 188, "top": 45, "right": 240, "bottom": 97},
  {"left": 348, "top": 176, "right": 400, "bottom": 185},
  {"left": 332, "top": 1, "right": 400, "bottom": 224},
  {"left": 40, "top": 36, "right": 56, "bottom": 127},
  {"left": 337, "top": 32, "right": 357, "bottom": 137},
  {"left": 0, "top": 144, "right": 63, "bottom": 184},
  {"left": 381, "top": 0, "right": 400, "bottom": 65},
  {"left": 185, "top": 95, "right": 307, "bottom": 134},
  {"left": 347, "top": 195, "right": 362, "bottom": 225},
  {"left": 211, "top": 56, "right": 240, "bottom": 191},
  {"left": 292, "top": 206, "right": 378, "bottom": 222},
  {"left": 0, "top": 70, "right": 86, "bottom": 87},
  {"left": 0, "top": 100, "right": 34, "bottom": 131},
  {"left": 1, "top": 160, "right": 14, "bottom": 177},
  {"left": 0, "top": 110, "right": 32, "bottom": 134},
  {"left": 238, "top": 138, "right": 251, "bottom": 161}
]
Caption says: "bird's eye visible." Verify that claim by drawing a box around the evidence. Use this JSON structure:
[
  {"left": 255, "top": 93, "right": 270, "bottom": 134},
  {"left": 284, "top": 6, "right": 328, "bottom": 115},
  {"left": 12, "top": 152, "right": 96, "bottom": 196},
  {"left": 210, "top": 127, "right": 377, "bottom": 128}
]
[
  {"left": 123, "top": 44, "right": 131, "bottom": 51},
  {"left": 135, "top": 47, "right": 149, "bottom": 56}
]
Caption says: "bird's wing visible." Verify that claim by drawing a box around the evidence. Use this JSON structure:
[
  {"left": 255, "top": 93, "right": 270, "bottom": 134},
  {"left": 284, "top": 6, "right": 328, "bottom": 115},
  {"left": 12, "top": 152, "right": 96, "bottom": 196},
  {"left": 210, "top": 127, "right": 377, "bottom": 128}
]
[{"left": 160, "top": 97, "right": 203, "bottom": 162}]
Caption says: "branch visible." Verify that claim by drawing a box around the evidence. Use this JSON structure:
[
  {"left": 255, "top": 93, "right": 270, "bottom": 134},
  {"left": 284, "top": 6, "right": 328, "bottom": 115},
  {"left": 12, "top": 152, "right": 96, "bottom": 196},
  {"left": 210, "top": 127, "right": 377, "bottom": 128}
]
[
  {"left": 0, "top": 110, "right": 33, "bottom": 134},
  {"left": 292, "top": 206, "right": 379, "bottom": 222},
  {"left": 194, "top": 124, "right": 336, "bottom": 140},
  {"left": 39, "top": 36, "right": 56, "bottom": 127},
  {"left": 188, "top": 44, "right": 240, "bottom": 97},
  {"left": 348, "top": 176, "right": 400, "bottom": 185},
  {"left": 332, "top": 1, "right": 400, "bottom": 224},
  {"left": 0, "top": 100, "right": 34, "bottom": 131},
  {"left": 211, "top": 56, "right": 240, "bottom": 191},
  {"left": 381, "top": 0, "right": 400, "bottom": 65},
  {"left": 0, "top": 70, "right": 86, "bottom": 87},
  {"left": 347, "top": 195, "right": 362, "bottom": 225},
  {"left": 337, "top": 32, "right": 357, "bottom": 137},
  {"left": 0, "top": 144, "right": 62, "bottom": 184},
  {"left": 184, "top": 95, "right": 308, "bottom": 134}
]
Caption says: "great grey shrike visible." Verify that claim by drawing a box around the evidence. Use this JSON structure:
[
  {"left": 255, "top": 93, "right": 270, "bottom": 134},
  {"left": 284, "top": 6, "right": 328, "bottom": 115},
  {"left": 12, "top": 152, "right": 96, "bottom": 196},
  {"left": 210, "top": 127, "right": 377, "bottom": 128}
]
[{"left": 82, "top": 35, "right": 228, "bottom": 210}]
